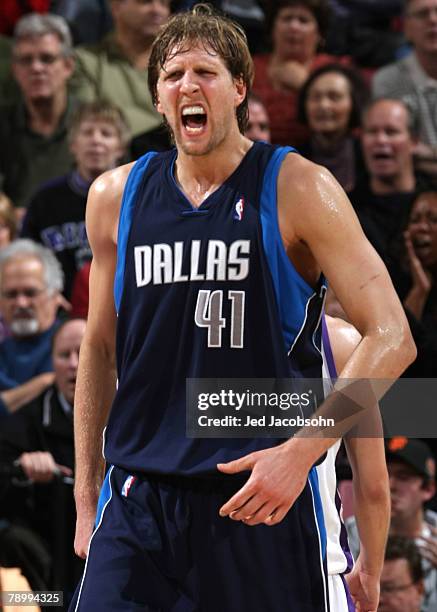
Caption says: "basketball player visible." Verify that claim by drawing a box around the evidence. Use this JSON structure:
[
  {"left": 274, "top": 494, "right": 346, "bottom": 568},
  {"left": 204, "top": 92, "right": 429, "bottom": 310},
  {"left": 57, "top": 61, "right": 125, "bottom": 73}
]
[
  {"left": 322, "top": 315, "right": 390, "bottom": 611},
  {"left": 71, "top": 5, "right": 415, "bottom": 611}
]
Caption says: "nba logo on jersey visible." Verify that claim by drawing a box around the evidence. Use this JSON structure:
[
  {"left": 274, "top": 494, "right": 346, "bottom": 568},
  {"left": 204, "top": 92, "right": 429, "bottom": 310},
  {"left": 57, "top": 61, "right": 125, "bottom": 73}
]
[
  {"left": 121, "top": 475, "right": 137, "bottom": 497},
  {"left": 233, "top": 197, "right": 245, "bottom": 221}
]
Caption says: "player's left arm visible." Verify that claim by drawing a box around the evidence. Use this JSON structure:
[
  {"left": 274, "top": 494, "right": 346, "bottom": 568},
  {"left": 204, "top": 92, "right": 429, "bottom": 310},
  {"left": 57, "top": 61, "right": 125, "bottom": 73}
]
[
  {"left": 327, "top": 316, "right": 389, "bottom": 611},
  {"left": 218, "top": 157, "right": 415, "bottom": 527}
]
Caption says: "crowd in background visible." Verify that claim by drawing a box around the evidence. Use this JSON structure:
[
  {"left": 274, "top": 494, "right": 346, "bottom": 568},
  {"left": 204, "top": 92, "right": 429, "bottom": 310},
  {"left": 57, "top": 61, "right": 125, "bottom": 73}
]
[{"left": 0, "top": 1, "right": 436, "bottom": 610}]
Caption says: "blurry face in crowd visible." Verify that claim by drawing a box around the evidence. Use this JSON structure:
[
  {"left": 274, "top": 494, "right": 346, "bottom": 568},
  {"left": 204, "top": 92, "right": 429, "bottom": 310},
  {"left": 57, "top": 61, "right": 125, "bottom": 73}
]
[
  {"left": 0, "top": 256, "right": 58, "bottom": 337},
  {"left": 53, "top": 319, "right": 86, "bottom": 406},
  {"left": 12, "top": 33, "right": 74, "bottom": 102},
  {"left": 405, "top": 0, "right": 437, "bottom": 56},
  {"left": 112, "top": 0, "right": 170, "bottom": 42},
  {"left": 306, "top": 71, "right": 353, "bottom": 139},
  {"left": 408, "top": 192, "right": 437, "bottom": 270},
  {"left": 361, "top": 100, "right": 415, "bottom": 183},
  {"left": 0, "top": 217, "right": 12, "bottom": 248},
  {"left": 378, "top": 558, "right": 423, "bottom": 612},
  {"left": 245, "top": 99, "right": 271, "bottom": 142},
  {"left": 70, "top": 119, "right": 125, "bottom": 181},
  {"left": 272, "top": 5, "right": 320, "bottom": 62},
  {"left": 388, "top": 460, "right": 434, "bottom": 523}
]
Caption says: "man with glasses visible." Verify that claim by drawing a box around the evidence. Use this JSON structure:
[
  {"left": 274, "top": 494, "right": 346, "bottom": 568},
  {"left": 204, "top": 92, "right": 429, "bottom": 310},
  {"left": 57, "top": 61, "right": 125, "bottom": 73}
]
[
  {"left": 0, "top": 239, "right": 64, "bottom": 417},
  {"left": 379, "top": 536, "right": 424, "bottom": 611},
  {"left": 373, "top": 0, "right": 437, "bottom": 178},
  {"left": 0, "top": 14, "right": 76, "bottom": 213},
  {"left": 347, "top": 438, "right": 437, "bottom": 611}
]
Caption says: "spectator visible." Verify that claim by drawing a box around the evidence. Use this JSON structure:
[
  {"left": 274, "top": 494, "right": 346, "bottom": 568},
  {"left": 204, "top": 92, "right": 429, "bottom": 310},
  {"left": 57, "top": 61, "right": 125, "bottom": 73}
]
[
  {"left": 379, "top": 535, "right": 424, "bottom": 612},
  {"left": 0, "top": 239, "right": 64, "bottom": 417},
  {"left": 389, "top": 189, "right": 437, "bottom": 377},
  {"left": 73, "top": 0, "right": 171, "bottom": 138},
  {"left": 21, "top": 100, "right": 129, "bottom": 299},
  {"left": 0, "top": 193, "right": 18, "bottom": 342},
  {"left": 349, "top": 98, "right": 422, "bottom": 265},
  {"left": 373, "top": 0, "right": 437, "bottom": 179},
  {"left": 347, "top": 438, "right": 437, "bottom": 612},
  {"left": 244, "top": 93, "right": 271, "bottom": 142},
  {"left": 0, "top": 14, "right": 76, "bottom": 213},
  {"left": 51, "top": 0, "right": 114, "bottom": 45},
  {"left": 0, "top": 318, "right": 86, "bottom": 597},
  {"left": 252, "top": 0, "right": 348, "bottom": 147},
  {"left": 297, "top": 63, "right": 368, "bottom": 191}
]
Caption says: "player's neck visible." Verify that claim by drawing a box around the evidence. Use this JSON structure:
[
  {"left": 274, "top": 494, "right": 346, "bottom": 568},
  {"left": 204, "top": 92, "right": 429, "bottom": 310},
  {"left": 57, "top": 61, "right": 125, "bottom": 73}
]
[{"left": 174, "top": 136, "right": 253, "bottom": 209}]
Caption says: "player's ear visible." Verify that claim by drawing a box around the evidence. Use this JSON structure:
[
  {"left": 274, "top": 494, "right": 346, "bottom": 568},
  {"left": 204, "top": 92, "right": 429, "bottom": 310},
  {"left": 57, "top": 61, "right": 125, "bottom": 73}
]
[{"left": 234, "top": 77, "right": 246, "bottom": 108}]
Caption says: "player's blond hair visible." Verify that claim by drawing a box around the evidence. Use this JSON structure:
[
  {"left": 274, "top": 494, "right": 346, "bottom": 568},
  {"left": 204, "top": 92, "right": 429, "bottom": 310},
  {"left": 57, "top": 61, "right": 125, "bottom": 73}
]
[{"left": 148, "top": 3, "right": 254, "bottom": 134}]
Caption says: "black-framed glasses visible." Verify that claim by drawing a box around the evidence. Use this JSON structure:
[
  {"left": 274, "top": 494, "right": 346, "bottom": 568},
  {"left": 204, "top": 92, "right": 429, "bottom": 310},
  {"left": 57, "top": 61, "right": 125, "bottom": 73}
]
[
  {"left": 1, "top": 288, "right": 46, "bottom": 300},
  {"left": 12, "top": 53, "right": 63, "bottom": 67}
]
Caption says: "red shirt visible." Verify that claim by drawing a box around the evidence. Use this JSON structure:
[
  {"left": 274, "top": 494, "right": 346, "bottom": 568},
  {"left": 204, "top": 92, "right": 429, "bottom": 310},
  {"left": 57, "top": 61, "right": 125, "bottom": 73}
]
[{"left": 252, "top": 53, "right": 350, "bottom": 147}]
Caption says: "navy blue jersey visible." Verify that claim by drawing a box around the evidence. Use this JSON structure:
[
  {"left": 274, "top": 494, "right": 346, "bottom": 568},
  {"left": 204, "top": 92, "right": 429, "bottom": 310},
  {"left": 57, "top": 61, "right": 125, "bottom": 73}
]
[{"left": 104, "top": 142, "right": 326, "bottom": 476}]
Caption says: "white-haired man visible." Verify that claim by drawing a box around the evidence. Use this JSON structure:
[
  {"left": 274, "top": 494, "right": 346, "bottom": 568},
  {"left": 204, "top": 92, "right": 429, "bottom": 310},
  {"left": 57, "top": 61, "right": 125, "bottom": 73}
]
[{"left": 0, "top": 239, "right": 64, "bottom": 416}]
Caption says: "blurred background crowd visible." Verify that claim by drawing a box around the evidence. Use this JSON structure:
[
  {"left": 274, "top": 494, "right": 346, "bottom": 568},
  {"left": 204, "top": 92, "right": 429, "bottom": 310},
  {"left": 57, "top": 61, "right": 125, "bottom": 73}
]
[{"left": 0, "top": 1, "right": 436, "bottom": 610}]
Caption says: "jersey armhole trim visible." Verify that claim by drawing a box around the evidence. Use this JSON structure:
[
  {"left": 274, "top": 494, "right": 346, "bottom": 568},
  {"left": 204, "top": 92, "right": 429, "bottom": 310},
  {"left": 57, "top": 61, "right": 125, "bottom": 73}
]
[
  {"left": 114, "top": 152, "right": 157, "bottom": 312},
  {"left": 260, "top": 146, "right": 318, "bottom": 297}
]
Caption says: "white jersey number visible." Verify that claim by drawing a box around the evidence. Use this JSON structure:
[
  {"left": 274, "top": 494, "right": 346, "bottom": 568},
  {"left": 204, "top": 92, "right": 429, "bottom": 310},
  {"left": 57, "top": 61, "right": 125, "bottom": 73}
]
[{"left": 194, "top": 290, "right": 245, "bottom": 349}]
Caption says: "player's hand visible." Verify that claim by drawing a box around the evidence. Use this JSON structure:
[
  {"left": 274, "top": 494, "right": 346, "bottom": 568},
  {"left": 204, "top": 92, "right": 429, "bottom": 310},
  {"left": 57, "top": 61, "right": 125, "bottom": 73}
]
[
  {"left": 345, "top": 559, "right": 379, "bottom": 612},
  {"left": 217, "top": 442, "right": 310, "bottom": 526},
  {"left": 74, "top": 501, "right": 97, "bottom": 559},
  {"left": 404, "top": 230, "right": 432, "bottom": 294},
  {"left": 18, "top": 451, "right": 72, "bottom": 483}
]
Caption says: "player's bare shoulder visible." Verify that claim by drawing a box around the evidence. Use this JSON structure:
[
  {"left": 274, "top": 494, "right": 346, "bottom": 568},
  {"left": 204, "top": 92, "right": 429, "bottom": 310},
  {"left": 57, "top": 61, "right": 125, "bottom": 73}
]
[
  {"left": 86, "top": 162, "right": 135, "bottom": 246},
  {"left": 277, "top": 151, "right": 357, "bottom": 244}
]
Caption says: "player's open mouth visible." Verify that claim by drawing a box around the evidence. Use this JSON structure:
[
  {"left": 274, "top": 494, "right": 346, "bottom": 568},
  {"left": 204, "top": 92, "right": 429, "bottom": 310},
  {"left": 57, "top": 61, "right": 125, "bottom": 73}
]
[{"left": 181, "top": 105, "right": 207, "bottom": 133}]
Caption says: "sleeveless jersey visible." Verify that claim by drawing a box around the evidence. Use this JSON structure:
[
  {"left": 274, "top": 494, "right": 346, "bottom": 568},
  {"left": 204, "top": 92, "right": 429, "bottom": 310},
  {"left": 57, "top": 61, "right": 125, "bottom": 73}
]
[
  {"left": 318, "top": 316, "right": 354, "bottom": 576},
  {"left": 104, "top": 142, "right": 327, "bottom": 476}
]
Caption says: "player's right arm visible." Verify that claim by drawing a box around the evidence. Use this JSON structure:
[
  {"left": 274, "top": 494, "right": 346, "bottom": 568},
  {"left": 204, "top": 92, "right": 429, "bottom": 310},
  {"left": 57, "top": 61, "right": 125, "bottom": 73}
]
[{"left": 73, "top": 163, "right": 133, "bottom": 559}]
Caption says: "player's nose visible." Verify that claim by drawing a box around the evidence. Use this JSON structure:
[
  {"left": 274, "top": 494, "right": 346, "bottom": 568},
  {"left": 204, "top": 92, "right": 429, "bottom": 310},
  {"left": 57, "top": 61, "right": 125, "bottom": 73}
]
[{"left": 179, "top": 70, "right": 200, "bottom": 95}]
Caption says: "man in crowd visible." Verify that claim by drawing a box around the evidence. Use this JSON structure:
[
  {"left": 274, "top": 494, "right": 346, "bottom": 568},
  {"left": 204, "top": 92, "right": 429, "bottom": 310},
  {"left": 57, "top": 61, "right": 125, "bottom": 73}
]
[
  {"left": 349, "top": 98, "right": 423, "bottom": 266},
  {"left": 0, "top": 318, "right": 86, "bottom": 597},
  {"left": 21, "top": 100, "right": 129, "bottom": 299},
  {"left": 0, "top": 239, "right": 64, "bottom": 416},
  {"left": 347, "top": 438, "right": 437, "bottom": 612},
  {"left": 0, "top": 14, "right": 76, "bottom": 214},
  {"left": 73, "top": 0, "right": 171, "bottom": 139},
  {"left": 379, "top": 535, "right": 424, "bottom": 612},
  {"left": 373, "top": 0, "right": 437, "bottom": 177}
]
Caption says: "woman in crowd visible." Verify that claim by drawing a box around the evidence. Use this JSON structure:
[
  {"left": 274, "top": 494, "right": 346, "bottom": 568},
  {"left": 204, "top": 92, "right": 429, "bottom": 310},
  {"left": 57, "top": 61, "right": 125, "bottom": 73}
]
[
  {"left": 297, "top": 63, "right": 368, "bottom": 192},
  {"left": 391, "top": 190, "right": 437, "bottom": 377},
  {"left": 252, "top": 0, "right": 348, "bottom": 147}
]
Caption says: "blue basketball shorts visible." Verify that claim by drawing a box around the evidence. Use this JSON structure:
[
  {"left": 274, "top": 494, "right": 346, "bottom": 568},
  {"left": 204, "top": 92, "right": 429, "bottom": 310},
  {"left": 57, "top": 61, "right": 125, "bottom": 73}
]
[{"left": 70, "top": 465, "right": 329, "bottom": 611}]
